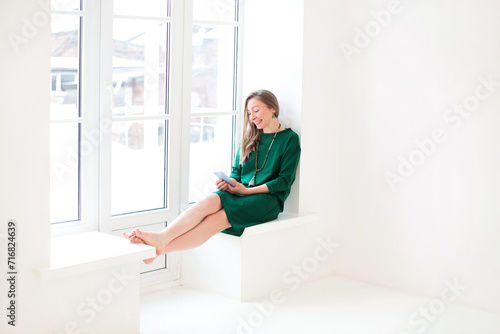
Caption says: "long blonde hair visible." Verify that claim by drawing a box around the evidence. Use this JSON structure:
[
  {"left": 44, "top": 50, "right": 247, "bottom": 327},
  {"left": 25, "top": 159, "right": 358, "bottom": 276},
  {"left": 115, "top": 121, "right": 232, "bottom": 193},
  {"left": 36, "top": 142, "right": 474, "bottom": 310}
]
[{"left": 240, "top": 90, "right": 280, "bottom": 164}]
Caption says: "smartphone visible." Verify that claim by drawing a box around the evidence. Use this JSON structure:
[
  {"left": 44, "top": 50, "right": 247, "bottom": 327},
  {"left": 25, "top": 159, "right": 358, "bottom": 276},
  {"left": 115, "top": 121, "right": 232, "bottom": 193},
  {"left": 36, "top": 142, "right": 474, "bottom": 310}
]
[{"left": 214, "top": 171, "right": 236, "bottom": 187}]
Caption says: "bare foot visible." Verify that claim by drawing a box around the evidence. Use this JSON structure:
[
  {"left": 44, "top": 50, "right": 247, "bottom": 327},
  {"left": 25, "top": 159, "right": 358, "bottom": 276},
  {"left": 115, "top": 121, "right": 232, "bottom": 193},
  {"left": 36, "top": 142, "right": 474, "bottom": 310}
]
[
  {"left": 123, "top": 228, "right": 166, "bottom": 263},
  {"left": 122, "top": 230, "right": 159, "bottom": 264}
]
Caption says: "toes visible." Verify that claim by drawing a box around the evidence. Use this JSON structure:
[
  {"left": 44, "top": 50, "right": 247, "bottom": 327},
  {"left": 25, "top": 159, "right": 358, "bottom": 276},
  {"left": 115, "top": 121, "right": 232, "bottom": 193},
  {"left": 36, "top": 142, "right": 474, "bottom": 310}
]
[
  {"left": 133, "top": 228, "right": 143, "bottom": 238},
  {"left": 125, "top": 233, "right": 145, "bottom": 245},
  {"left": 123, "top": 232, "right": 137, "bottom": 241}
]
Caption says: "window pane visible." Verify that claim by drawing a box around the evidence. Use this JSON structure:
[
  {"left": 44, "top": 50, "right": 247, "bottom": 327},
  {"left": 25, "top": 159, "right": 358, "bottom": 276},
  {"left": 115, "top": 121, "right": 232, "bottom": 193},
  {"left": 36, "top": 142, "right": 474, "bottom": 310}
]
[
  {"left": 50, "top": 123, "right": 80, "bottom": 223},
  {"left": 193, "top": 0, "right": 236, "bottom": 22},
  {"left": 192, "top": 25, "right": 235, "bottom": 111},
  {"left": 51, "top": 0, "right": 81, "bottom": 11},
  {"left": 112, "top": 120, "right": 167, "bottom": 215},
  {"left": 112, "top": 19, "right": 168, "bottom": 116},
  {"left": 51, "top": 14, "right": 81, "bottom": 119},
  {"left": 189, "top": 116, "right": 233, "bottom": 203},
  {"left": 114, "top": 0, "right": 170, "bottom": 18}
]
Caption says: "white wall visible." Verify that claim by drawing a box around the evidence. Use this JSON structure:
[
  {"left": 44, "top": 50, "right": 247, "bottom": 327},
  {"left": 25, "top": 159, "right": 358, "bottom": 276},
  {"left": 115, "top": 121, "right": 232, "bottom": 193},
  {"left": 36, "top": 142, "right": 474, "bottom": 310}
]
[
  {"left": 239, "top": 0, "right": 338, "bottom": 283},
  {"left": 0, "top": 2, "right": 143, "bottom": 333},
  {"left": 0, "top": 0, "right": 52, "bottom": 332},
  {"left": 241, "top": 0, "right": 304, "bottom": 214},
  {"left": 303, "top": 0, "right": 500, "bottom": 313},
  {"left": 3, "top": 0, "right": 499, "bottom": 331}
]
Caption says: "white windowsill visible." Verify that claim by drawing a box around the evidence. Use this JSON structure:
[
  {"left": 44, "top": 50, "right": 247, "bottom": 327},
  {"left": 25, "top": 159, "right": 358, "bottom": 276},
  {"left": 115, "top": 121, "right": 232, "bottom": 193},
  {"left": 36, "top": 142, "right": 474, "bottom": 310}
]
[
  {"left": 39, "top": 231, "right": 156, "bottom": 281},
  {"left": 240, "top": 211, "right": 320, "bottom": 237}
]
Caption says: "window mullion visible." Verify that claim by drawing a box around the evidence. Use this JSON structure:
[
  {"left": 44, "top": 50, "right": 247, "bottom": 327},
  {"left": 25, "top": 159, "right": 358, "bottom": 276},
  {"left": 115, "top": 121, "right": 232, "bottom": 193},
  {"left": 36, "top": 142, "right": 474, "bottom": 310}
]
[
  {"left": 233, "top": 3, "right": 244, "bottom": 165},
  {"left": 50, "top": 3, "right": 84, "bottom": 228},
  {"left": 192, "top": 20, "right": 239, "bottom": 27},
  {"left": 179, "top": 0, "right": 195, "bottom": 212},
  {"left": 113, "top": 14, "right": 173, "bottom": 22},
  {"left": 111, "top": 114, "right": 171, "bottom": 122},
  {"left": 190, "top": 110, "right": 237, "bottom": 117},
  {"left": 80, "top": 0, "right": 102, "bottom": 232},
  {"left": 98, "top": 0, "right": 115, "bottom": 233}
]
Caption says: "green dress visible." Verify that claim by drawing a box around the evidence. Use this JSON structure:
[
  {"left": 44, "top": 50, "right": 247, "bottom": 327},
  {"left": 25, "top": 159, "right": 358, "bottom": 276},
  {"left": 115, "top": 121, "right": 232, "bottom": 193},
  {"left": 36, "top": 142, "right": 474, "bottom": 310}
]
[{"left": 216, "top": 128, "right": 301, "bottom": 236}]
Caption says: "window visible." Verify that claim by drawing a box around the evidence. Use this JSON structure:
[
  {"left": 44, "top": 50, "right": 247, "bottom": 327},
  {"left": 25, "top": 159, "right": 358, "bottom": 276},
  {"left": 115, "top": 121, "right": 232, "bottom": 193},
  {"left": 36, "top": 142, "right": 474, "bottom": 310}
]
[
  {"left": 50, "top": 1, "right": 82, "bottom": 224},
  {"left": 49, "top": 0, "right": 241, "bottom": 284},
  {"left": 189, "top": 0, "right": 240, "bottom": 203},
  {"left": 106, "top": 2, "right": 171, "bottom": 217}
]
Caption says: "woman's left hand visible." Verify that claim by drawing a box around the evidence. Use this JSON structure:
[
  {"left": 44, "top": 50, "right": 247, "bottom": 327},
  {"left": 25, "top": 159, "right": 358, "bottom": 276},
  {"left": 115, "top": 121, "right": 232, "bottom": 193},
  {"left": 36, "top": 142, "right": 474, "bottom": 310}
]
[{"left": 216, "top": 178, "right": 247, "bottom": 195}]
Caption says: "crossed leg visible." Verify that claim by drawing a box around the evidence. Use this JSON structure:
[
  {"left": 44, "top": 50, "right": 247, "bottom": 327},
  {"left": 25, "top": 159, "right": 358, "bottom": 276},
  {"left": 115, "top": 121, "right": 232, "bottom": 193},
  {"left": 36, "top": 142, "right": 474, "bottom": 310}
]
[
  {"left": 123, "top": 194, "right": 231, "bottom": 263},
  {"left": 163, "top": 209, "right": 230, "bottom": 252}
]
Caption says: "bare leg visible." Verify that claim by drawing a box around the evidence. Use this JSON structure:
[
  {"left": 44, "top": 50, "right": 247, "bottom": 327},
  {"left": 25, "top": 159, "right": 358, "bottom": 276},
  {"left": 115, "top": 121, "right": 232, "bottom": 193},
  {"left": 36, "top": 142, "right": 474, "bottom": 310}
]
[
  {"left": 162, "top": 209, "right": 231, "bottom": 253},
  {"left": 125, "top": 208, "right": 230, "bottom": 262},
  {"left": 123, "top": 194, "right": 227, "bottom": 262},
  {"left": 162, "top": 194, "right": 224, "bottom": 241},
  {"left": 124, "top": 193, "right": 222, "bottom": 246}
]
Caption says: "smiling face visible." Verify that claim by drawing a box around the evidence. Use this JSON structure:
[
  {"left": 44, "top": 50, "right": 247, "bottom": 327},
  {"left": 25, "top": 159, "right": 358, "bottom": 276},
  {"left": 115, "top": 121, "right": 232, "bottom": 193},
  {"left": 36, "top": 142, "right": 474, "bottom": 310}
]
[{"left": 246, "top": 97, "right": 276, "bottom": 133}]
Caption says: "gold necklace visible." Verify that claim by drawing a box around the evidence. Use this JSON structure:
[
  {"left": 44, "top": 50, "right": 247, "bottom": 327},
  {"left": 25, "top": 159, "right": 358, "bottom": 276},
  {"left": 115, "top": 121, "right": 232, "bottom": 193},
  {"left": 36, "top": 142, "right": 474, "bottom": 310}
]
[{"left": 248, "top": 123, "right": 281, "bottom": 187}]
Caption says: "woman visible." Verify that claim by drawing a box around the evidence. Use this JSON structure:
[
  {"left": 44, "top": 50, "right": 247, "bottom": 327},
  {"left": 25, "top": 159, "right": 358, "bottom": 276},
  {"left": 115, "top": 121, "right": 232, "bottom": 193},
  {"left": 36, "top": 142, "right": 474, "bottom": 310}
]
[{"left": 124, "top": 89, "right": 301, "bottom": 263}]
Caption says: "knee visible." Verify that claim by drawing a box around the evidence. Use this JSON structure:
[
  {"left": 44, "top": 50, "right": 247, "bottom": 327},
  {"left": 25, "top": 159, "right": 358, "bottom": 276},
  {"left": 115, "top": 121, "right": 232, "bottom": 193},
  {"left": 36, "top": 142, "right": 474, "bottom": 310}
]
[{"left": 197, "top": 193, "right": 221, "bottom": 211}]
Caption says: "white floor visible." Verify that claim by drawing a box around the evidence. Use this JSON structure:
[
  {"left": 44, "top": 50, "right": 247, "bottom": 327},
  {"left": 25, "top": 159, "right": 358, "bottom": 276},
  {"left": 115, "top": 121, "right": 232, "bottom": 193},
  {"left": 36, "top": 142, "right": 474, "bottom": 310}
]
[{"left": 140, "top": 275, "right": 500, "bottom": 334}]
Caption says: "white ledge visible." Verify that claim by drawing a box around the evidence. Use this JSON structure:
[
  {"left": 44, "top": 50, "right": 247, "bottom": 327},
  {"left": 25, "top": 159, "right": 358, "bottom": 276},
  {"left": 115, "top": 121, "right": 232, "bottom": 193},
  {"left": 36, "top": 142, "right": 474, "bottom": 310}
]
[
  {"left": 240, "top": 211, "right": 319, "bottom": 237},
  {"left": 39, "top": 232, "right": 156, "bottom": 281}
]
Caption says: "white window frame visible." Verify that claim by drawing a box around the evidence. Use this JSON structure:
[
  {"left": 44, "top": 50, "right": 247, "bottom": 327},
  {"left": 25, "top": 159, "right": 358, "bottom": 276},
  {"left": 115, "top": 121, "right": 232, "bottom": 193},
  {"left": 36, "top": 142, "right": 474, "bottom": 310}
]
[
  {"left": 99, "top": 0, "right": 183, "bottom": 284},
  {"left": 50, "top": 0, "right": 242, "bottom": 286},
  {"left": 50, "top": 0, "right": 101, "bottom": 236},
  {"left": 181, "top": 0, "right": 243, "bottom": 208}
]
